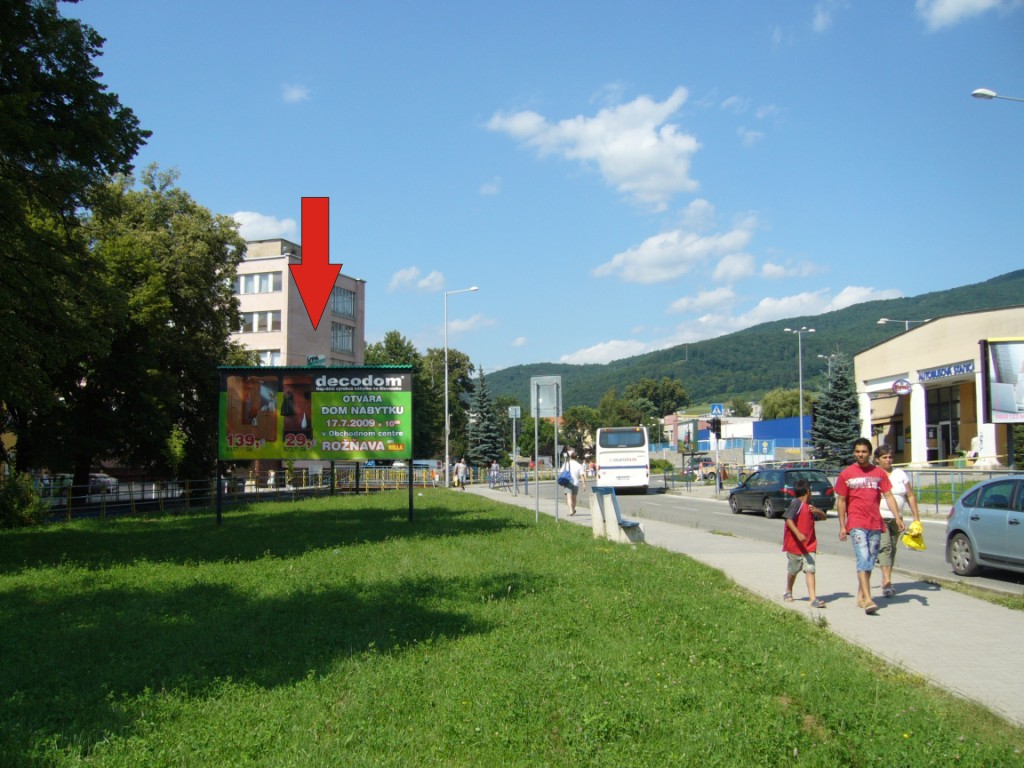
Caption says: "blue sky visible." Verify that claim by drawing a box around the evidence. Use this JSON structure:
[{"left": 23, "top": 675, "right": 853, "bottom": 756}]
[{"left": 67, "top": 1, "right": 1023, "bottom": 373}]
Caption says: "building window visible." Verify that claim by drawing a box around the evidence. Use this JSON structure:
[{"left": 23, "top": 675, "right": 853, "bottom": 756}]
[
  {"left": 331, "top": 322, "right": 354, "bottom": 354},
  {"left": 256, "top": 350, "right": 281, "bottom": 366},
  {"left": 239, "top": 311, "right": 281, "bottom": 333},
  {"left": 236, "top": 271, "right": 282, "bottom": 294},
  {"left": 331, "top": 286, "right": 355, "bottom": 318}
]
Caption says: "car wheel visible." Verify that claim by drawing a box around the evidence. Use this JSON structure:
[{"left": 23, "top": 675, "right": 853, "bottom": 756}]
[
  {"left": 948, "top": 532, "right": 979, "bottom": 576},
  {"left": 729, "top": 495, "right": 741, "bottom": 514},
  {"left": 763, "top": 498, "right": 776, "bottom": 519}
]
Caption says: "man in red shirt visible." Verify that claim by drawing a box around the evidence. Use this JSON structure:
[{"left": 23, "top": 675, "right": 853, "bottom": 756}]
[{"left": 836, "top": 438, "right": 901, "bottom": 614}]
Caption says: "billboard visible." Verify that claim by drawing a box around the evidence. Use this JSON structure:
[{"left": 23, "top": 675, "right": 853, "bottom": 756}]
[
  {"left": 982, "top": 339, "right": 1024, "bottom": 424},
  {"left": 218, "top": 366, "right": 413, "bottom": 461}
]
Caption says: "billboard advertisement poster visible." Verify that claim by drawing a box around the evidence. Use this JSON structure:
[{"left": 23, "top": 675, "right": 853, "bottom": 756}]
[
  {"left": 983, "top": 338, "right": 1024, "bottom": 424},
  {"left": 218, "top": 366, "right": 413, "bottom": 461}
]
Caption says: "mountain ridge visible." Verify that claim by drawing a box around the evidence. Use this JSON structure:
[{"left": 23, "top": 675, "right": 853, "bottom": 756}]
[{"left": 485, "top": 269, "right": 1024, "bottom": 409}]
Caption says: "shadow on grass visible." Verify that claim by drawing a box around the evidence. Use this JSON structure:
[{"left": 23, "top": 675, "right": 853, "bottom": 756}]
[
  {"left": 1, "top": 532, "right": 548, "bottom": 762},
  {"left": 0, "top": 493, "right": 530, "bottom": 574}
]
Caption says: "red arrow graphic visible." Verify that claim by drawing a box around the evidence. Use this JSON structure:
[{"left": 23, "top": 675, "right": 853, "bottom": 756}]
[{"left": 290, "top": 197, "right": 342, "bottom": 330}]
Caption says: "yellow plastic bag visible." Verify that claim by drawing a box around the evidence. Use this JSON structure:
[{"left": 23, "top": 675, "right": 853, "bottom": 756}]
[{"left": 901, "top": 520, "right": 926, "bottom": 551}]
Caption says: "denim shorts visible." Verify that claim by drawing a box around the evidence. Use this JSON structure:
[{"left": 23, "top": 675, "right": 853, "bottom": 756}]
[{"left": 850, "top": 528, "right": 881, "bottom": 572}]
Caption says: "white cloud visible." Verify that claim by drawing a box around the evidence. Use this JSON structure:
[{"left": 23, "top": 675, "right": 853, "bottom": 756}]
[
  {"left": 760, "top": 260, "right": 823, "bottom": 279},
  {"left": 916, "top": 0, "right": 1021, "bottom": 30},
  {"left": 232, "top": 211, "right": 297, "bottom": 241},
  {"left": 737, "top": 127, "right": 764, "bottom": 146},
  {"left": 560, "top": 338, "right": 657, "bottom": 365},
  {"left": 417, "top": 270, "right": 445, "bottom": 291},
  {"left": 713, "top": 253, "right": 756, "bottom": 282},
  {"left": 448, "top": 313, "right": 495, "bottom": 334},
  {"left": 388, "top": 267, "right": 445, "bottom": 292},
  {"left": 667, "top": 287, "right": 736, "bottom": 314},
  {"left": 487, "top": 87, "right": 699, "bottom": 210},
  {"left": 755, "top": 104, "right": 779, "bottom": 120},
  {"left": 512, "top": 336, "right": 528, "bottom": 347},
  {"left": 479, "top": 176, "right": 502, "bottom": 195},
  {"left": 282, "top": 84, "right": 310, "bottom": 103},
  {"left": 721, "top": 95, "right": 748, "bottom": 114},
  {"left": 826, "top": 285, "right": 902, "bottom": 310},
  {"left": 593, "top": 206, "right": 755, "bottom": 283}
]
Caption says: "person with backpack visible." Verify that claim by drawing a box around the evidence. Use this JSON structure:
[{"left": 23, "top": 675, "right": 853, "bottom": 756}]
[{"left": 782, "top": 478, "right": 829, "bottom": 608}]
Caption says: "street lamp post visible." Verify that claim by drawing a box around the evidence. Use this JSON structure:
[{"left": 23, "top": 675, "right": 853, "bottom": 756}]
[
  {"left": 817, "top": 353, "right": 837, "bottom": 378},
  {"left": 784, "top": 327, "right": 814, "bottom": 459},
  {"left": 444, "top": 286, "right": 479, "bottom": 488},
  {"left": 972, "top": 88, "right": 1024, "bottom": 104},
  {"left": 877, "top": 317, "right": 930, "bottom": 331}
]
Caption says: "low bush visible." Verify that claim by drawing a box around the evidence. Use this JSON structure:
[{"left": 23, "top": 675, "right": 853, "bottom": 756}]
[{"left": 0, "top": 473, "right": 48, "bottom": 528}]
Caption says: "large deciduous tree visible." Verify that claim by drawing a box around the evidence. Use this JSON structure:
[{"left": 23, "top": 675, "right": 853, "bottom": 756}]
[
  {"left": 12, "top": 168, "right": 247, "bottom": 481},
  {"left": 622, "top": 376, "right": 689, "bottom": 417},
  {"left": 1, "top": 0, "right": 148, "bottom": 456},
  {"left": 364, "top": 331, "right": 442, "bottom": 459}
]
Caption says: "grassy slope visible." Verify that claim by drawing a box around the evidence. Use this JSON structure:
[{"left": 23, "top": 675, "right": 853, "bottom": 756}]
[{"left": 1, "top": 490, "right": 1021, "bottom": 767}]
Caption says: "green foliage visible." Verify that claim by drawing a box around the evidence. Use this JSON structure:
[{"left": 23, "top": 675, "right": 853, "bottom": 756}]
[
  {"left": 622, "top": 376, "right": 689, "bottom": 415},
  {"left": 1, "top": 492, "right": 1022, "bottom": 765},
  {"left": 467, "top": 367, "right": 504, "bottom": 466},
  {"left": 760, "top": 388, "right": 814, "bottom": 420},
  {"left": 365, "top": 331, "right": 446, "bottom": 460},
  {"left": 650, "top": 458, "right": 674, "bottom": 474},
  {"left": 1, "top": 1, "right": 148, "bottom": 465},
  {"left": 11, "top": 169, "right": 247, "bottom": 481},
  {"left": 485, "top": 269, "right": 1024, "bottom": 408},
  {"left": 729, "top": 397, "right": 753, "bottom": 417},
  {"left": 164, "top": 425, "right": 187, "bottom": 479},
  {"left": 561, "top": 405, "right": 600, "bottom": 454},
  {"left": 810, "top": 354, "right": 861, "bottom": 468},
  {"left": 0, "top": 474, "right": 48, "bottom": 529}
]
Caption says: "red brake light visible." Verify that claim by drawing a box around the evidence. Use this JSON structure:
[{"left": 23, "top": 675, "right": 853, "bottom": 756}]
[{"left": 824, "top": 488, "right": 834, "bottom": 496}]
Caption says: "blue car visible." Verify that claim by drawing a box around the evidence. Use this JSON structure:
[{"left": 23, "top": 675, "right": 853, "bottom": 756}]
[{"left": 945, "top": 475, "right": 1024, "bottom": 576}]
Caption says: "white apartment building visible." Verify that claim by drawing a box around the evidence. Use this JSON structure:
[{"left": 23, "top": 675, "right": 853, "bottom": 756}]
[{"left": 232, "top": 238, "right": 366, "bottom": 367}]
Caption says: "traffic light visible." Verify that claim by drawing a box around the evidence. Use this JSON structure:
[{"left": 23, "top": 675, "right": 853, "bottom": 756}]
[{"left": 711, "top": 417, "right": 722, "bottom": 439}]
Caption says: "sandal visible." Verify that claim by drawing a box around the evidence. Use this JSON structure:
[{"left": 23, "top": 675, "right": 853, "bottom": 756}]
[
  {"left": 783, "top": 592, "right": 794, "bottom": 603},
  {"left": 810, "top": 599, "right": 826, "bottom": 608},
  {"left": 863, "top": 600, "right": 878, "bottom": 615},
  {"left": 882, "top": 584, "right": 895, "bottom": 598}
]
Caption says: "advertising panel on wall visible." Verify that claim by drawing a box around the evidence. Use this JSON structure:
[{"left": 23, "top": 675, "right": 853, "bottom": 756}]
[
  {"left": 218, "top": 366, "right": 413, "bottom": 461},
  {"left": 981, "top": 339, "right": 1024, "bottom": 424}
]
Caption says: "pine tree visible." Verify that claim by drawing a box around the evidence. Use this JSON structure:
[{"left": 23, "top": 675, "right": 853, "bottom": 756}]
[
  {"left": 810, "top": 354, "right": 861, "bottom": 468},
  {"left": 467, "top": 367, "right": 505, "bottom": 467}
]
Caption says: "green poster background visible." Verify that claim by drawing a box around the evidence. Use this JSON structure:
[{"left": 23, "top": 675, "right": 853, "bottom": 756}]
[{"left": 218, "top": 366, "right": 413, "bottom": 461}]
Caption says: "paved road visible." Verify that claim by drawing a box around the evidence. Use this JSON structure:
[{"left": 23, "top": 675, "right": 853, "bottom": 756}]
[{"left": 467, "top": 480, "right": 1024, "bottom": 727}]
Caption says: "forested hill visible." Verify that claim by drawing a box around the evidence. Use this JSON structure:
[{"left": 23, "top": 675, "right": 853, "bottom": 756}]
[{"left": 485, "top": 269, "right": 1024, "bottom": 409}]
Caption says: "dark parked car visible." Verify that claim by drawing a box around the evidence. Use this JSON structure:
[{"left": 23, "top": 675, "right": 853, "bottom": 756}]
[
  {"left": 728, "top": 468, "right": 835, "bottom": 519},
  {"left": 946, "top": 475, "right": 1024, "bottom": 577}
]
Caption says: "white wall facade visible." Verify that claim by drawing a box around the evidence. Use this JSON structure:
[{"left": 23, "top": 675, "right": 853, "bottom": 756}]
[{"left": 854, "top": 306, "right": 1024, "bottom": 468}]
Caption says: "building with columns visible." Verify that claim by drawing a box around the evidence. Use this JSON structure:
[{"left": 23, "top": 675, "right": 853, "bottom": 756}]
[{"left": 854, "top": 306, "right": 1024, "bottom": 467}]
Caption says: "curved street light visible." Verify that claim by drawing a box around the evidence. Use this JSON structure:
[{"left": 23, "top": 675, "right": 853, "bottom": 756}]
[
  {"left": 877, "top": 317, "right": 930, "bottom": 331},
  {"left": 971, "top": 88, "right": 1024, "bottom": 104},
  {"left": 444, "top": 286, "right": 479, "bottom": 488},
  {"left": 784, "top": 327, "right": 814, "bottom": 459}
]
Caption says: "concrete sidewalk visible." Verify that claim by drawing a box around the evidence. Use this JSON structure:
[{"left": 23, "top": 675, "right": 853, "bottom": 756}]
[{"left": 465, "top": 482, "right": 1024, "bottom": 728}]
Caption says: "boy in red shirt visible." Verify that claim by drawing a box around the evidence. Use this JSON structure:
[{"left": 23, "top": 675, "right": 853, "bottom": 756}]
[{"left": 783, "top": 478, "right": 828, "bottom": 608}]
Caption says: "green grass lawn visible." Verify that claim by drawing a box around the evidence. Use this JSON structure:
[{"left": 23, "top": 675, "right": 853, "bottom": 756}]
[{"left": 1, "top": 490, "right": 1021, "bottom": 767}]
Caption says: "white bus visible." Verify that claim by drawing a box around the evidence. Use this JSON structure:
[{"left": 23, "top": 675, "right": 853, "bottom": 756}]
[{"left": 593, "top": 426, "right": 650, "bottom": 494}]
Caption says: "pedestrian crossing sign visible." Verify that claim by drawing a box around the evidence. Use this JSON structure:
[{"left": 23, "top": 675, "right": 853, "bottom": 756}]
[{"left": 710, "top": 403, "right": 724, "bottom": 416}]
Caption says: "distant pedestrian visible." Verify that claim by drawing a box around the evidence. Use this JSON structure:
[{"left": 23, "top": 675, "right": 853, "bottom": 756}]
[
  {"left": 873, "top": 444, "right": 921, "bottom": 598},
  {"left": 454, "top": 458, "right": 468, "bottom": 490},
  {"left": 836, "top": 438, "right": 901, "bottom": 615},
  {"left": 560, "top": 449, "right": 586, "bottom": 515},
  {"left": 489, "top": 460, "right": 499, "bottom": 488},
  {"left": 782, "top": 478, "right": 828, "bottom": 608}
]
